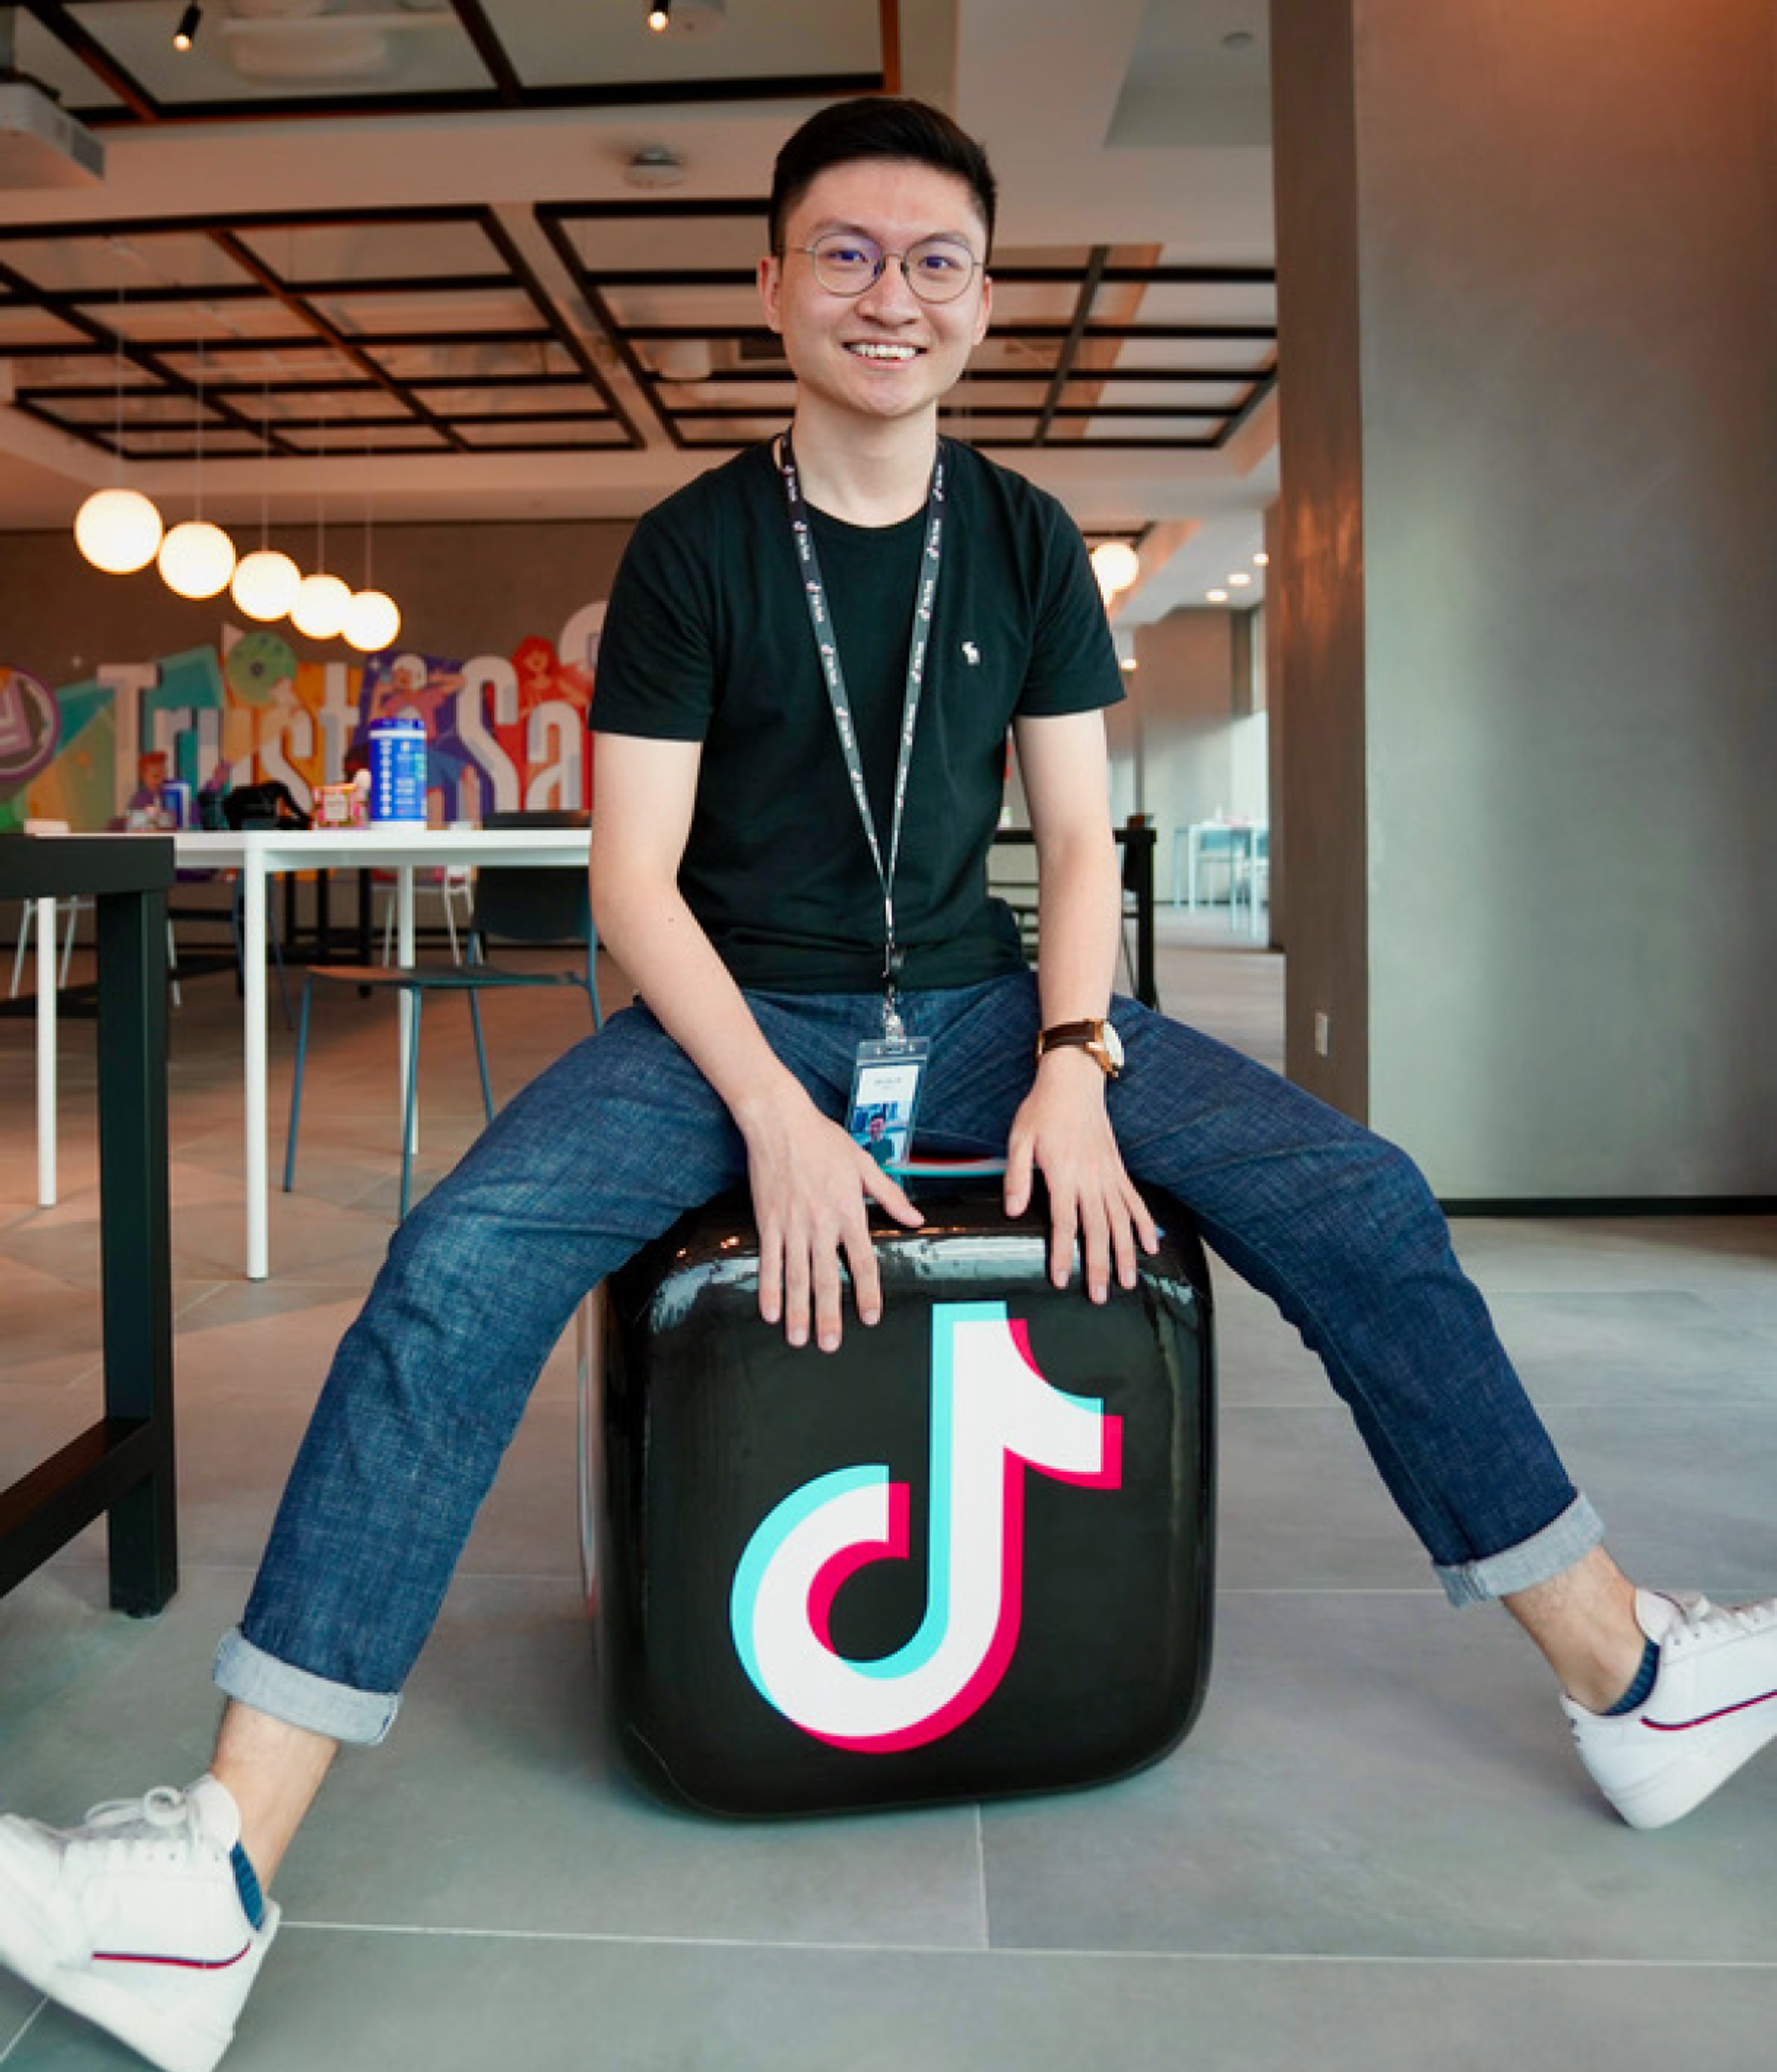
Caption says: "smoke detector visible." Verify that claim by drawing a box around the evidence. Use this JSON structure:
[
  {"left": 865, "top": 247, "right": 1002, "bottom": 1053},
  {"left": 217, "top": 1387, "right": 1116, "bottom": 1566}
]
[{"left": 624, "top": 145, "right": 686, "bottom": 189}]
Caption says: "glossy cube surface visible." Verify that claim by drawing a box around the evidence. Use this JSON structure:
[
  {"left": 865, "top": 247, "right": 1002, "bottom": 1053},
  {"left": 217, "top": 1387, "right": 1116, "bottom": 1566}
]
[{"left": 581, "top": 1176, "right": 1215, "bottom": 1818}]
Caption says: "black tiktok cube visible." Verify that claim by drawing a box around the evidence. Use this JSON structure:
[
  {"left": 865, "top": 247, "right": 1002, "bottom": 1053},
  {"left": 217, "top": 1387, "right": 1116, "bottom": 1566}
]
[{"left": 578, "top": 1173, "right": 1215, "bottom": 1818}]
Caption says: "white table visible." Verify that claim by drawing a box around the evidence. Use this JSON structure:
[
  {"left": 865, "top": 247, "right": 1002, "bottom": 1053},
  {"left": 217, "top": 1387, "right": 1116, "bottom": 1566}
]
[
  {"left": 1171, "top": 821, "right": 1268, "bottom": 937},
  {"left": 173, "top": 826, "right": 591, "bottom": 1278}
]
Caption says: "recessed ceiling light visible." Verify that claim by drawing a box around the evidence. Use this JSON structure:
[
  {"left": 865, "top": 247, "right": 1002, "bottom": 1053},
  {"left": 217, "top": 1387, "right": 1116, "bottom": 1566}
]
[
  {"left": 1206, "top": 588, "right": 1229, "bottom": 604},
  {"left": 1252, "top": 550, "right": 1269, "bottom": 566},
  {"left": 1228, "top": 571, "right": 1252, "bottom": 587}
]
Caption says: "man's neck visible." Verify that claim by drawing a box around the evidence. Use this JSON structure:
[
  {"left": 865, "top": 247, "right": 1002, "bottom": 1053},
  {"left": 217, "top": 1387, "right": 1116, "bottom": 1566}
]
[{"left": 784, "top": 408, "right": 939, "bottom": 527}]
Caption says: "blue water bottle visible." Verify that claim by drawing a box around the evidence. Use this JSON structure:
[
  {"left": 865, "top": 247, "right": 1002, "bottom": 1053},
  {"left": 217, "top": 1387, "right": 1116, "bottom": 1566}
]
[{"left": 367, "top": 716, "right": 428, "bottom": 824}]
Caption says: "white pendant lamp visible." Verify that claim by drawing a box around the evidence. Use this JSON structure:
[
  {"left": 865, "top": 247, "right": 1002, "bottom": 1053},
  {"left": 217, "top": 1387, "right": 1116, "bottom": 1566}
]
[
  {"left": 341, "top": 587, "right": 401, "bottom": 652},
  {"left": 1090, "top": 539, "right": 1141, "bottom": 601},
  {"left": 230, "top": 546, "right": 302, "bottom": 622},
  {"left": 75, "top": 275, "right": 166, "bottom": 575},
  {"left": 338, "top": 439, "right": 401, "bottom": 653},
  {"left": 290, "top": 570, "right": 352, "bottom": 640},
  {"left": 159, "top": 516, "right": 237, "bottom": 599},
  {"left": 159, "top": 337, "right": 236, "bottom": 602},
  {"left": 229, "top": 366, "right": 300, "bottom": 623},
  {"left": 74, "top": 486, "right": 165, "bottom": 575}
]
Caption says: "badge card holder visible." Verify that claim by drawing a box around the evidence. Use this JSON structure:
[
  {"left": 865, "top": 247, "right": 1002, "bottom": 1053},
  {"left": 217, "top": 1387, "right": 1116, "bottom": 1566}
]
[{"left": 846, "top": 1036, "right": 930, "bottom": 1172}]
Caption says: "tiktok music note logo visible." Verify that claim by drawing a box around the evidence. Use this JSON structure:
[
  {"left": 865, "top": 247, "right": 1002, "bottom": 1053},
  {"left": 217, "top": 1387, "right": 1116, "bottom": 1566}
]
[{"left": 729, "top": 1301, "right": 1122, "bottom": 1752}]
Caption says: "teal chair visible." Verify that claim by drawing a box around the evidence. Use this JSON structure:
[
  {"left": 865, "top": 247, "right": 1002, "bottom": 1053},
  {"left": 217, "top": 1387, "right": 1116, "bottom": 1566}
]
[{"left": 283, "top": 811, "right": 598, "bottom": 1219}]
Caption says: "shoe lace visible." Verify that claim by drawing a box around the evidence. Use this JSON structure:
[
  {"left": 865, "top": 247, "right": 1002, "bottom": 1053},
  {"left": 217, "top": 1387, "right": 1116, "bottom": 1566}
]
[
  {"left": 72, "top": 1786, "right": 204, "bottom": 1869},
  {"left": 1665, "top": 1594, "right": 1777, "bottom": 1655}
]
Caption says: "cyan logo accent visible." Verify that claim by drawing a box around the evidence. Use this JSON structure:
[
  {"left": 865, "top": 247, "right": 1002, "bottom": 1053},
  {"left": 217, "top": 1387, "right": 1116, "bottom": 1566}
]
[{"left": 729, "top": 1300, "right": 1122, "bottom": 1751}]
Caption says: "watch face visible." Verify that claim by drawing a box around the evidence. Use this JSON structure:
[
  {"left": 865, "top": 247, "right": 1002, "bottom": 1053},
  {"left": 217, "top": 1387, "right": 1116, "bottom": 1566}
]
[{"left": 1101, "top": 1022, "right": 1125, "bottom": 1070}]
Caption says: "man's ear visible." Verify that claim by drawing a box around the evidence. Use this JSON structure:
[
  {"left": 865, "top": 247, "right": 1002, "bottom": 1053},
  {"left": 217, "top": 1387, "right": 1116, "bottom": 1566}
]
[
  {"left": 972, "top": 271, "right": 993, "bottom": 347},
  {"left": 758, "top": 253, "right": 784, "bottom": 334}
]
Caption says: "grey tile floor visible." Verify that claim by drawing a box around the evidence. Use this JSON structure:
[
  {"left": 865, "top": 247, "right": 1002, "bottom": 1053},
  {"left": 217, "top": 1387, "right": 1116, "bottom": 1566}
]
[{"left": 2, "top": 907, "right": 1775, "bottom": 2069}]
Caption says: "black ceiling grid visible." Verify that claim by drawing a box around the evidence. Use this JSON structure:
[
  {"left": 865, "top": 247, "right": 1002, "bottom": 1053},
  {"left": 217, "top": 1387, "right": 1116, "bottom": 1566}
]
[
  {"left": 0, "top": 204, "right": 646, "bottom": 462},
  {"left": 537, "top": 201, "right": 1275, "bottom": 454},
  {"left": 16, "top": 0, "right": 888, "bottom": 127}
]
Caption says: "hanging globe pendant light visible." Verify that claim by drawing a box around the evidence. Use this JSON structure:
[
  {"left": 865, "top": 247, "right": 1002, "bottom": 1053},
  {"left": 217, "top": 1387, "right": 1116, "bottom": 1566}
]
[
  {"left": 290, "top": 570, "right": 353, "bottom": 640},
  {"left": 74, "top": 486, "right": 165, "bottom": 574},
  {"left": 341, "top": 587, "right": 401, "bottom": 652},
  {"left": 158, "top": 516, "right": 237, "bottom": 599},
  {"left": 230, "top": 546, "right": 302, "bottom": 622},
  {"left": 74, "top": 273, "right": 165, "bottom": 575},
  {"left": 158, "top": 336, "right": 237, "bottom": 602}
]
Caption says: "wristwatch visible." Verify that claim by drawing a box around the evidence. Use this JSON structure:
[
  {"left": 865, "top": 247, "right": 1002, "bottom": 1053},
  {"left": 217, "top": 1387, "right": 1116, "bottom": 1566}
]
[{"left": 1034, "top": 1017, "right": 1125, "bottom": 1079}]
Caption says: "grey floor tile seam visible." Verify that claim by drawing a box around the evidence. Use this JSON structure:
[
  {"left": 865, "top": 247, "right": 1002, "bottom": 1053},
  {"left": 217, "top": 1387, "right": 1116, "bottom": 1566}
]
[
  {"left": 967, "top": 1805, "right": 990, "bottom": 1950},
  {"left": 282, "top": 1919, "right": 989, "bottom": 1955},
  {"left": 264, "top": 1921, "right": 1777, "bottom": 1973},
  {"left": 0, "top": 2002, "right": 48, "bottom": 2065}
]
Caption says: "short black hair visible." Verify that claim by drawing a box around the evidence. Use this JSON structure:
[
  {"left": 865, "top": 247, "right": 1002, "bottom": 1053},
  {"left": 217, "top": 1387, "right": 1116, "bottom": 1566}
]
[{"left": 768, "top": 96, "right": 998, "bottom": 258}]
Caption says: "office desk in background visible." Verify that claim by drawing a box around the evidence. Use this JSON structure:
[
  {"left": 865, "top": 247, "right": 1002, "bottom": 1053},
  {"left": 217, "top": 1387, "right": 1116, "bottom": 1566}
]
[{"left": 172, "top": 825, "right": 591, "bottom": 1280}]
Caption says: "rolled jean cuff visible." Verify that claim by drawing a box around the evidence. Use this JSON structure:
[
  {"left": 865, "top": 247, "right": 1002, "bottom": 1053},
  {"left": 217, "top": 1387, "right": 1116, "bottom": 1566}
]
[
  {"left": 1434, "top": 1493, "right": 1606, "bottom": 1608},
  {"left": 213, "top": 1626, "right": 402, "bottom": 1746}
]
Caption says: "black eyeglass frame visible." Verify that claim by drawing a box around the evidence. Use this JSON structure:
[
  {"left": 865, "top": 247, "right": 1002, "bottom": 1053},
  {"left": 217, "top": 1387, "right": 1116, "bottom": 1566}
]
[{"left": 788, "top": 232, "right": 985, "bottom": 305}]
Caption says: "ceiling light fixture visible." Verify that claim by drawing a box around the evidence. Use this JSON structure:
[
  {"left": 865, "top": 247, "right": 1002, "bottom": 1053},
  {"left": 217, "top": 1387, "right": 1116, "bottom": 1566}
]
[
  {"left": 173, "top": 3, "right": 202, "bottom": 53},
  {"left": 291, "top": 418, "right": 349, "bottom": 640},
  {"left": 231, "top": 546, "right": 301, "bottom": 621},
  {"left": 1228, "top": 571, "right": 1252, "bottom": 587},
  {"left": 646, "top": 0, "right": 670, "bottom": 30},
  {"left": 1206, "top": 588, "right": 1230, "bottom": 604},
  {"left": 230, "top": 364, "right": 301, "bottom": 621},
  {"left": 342, "top": 441, "right": 402, "bottom": 653},
  {"left": 74, "top": 273, "right": 165, "bottom": 576},
  {"left": 158, "top": 340, "right": 237, "bottom": 600},
  {"left": 1090, "top": 540, "right": 1141, "bottom": 601},
  {"left": 291, "top": 570, "right": 352, "bottom": 640},
  {"left": 1253, "top": 550, "right": 1270, "bottom": 567}
]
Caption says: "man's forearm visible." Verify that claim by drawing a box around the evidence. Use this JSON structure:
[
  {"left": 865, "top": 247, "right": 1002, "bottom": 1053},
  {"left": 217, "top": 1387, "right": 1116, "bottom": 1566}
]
[
  {"left": 1033, "top": 831, "right": 1122, "bottom": 1027},
  {"left": 591, "top": 870, "right": 806, "bottom": 1132}
]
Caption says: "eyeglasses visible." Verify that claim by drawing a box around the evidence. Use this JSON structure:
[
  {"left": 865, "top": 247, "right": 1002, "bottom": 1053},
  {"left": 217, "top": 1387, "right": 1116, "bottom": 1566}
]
[{"left": 792, "top": 231, "right": 982, "bottom": 305}]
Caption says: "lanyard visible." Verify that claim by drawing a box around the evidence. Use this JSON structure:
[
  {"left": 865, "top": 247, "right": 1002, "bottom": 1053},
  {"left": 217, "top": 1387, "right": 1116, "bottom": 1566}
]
[{"left": 779, "top": 433, "right": 947, "bottom": 1038}]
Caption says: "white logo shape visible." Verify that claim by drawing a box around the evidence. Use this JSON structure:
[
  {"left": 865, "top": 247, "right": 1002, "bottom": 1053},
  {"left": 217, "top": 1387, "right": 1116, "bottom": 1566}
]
[{"left": 729, "top": 1301, "right": 1121, "bottom": 1751}]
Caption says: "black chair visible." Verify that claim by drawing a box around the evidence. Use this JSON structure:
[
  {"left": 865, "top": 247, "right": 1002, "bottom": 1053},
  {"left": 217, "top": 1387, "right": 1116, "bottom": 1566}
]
[{"left": 283, "top": 810, "right": 598, "bottom": 1219}]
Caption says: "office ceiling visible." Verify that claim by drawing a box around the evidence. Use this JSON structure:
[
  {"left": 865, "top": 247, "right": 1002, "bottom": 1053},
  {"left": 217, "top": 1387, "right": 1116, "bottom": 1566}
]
[{"left": 0, "top": 0, "right": 1280, "bottom": 620}]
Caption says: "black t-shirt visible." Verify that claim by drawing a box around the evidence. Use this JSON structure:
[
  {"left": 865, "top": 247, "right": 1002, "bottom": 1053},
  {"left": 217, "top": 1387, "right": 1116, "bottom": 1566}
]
[{"left": 590, "top": 439, "right": 1122, "bottom": 993}]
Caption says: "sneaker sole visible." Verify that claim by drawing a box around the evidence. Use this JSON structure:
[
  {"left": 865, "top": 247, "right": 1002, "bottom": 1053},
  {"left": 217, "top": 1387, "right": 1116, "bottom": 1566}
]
[
  {"left": 0, "top": 1882, "right": 278, "bottom": 2072},
  {"left": 1604, "top": 1698, "right": 1777, "bottom": 1829}
]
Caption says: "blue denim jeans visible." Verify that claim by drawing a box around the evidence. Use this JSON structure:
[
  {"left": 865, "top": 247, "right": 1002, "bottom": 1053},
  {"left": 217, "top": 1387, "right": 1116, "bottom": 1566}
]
[{"left": 216, "top": 973, "right": 1602, "bottom": 1743}]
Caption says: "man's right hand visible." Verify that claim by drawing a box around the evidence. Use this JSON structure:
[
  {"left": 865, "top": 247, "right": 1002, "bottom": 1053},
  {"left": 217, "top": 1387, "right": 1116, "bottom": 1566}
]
[{"left": 741, "top": 1093, "right": 925, "bottom": 1353}]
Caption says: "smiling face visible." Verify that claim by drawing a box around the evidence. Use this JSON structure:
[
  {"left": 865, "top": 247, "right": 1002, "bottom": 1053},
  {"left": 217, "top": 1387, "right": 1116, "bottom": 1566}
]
[{"left": 758, "top": 157, "right": 992, "bottom": 440}]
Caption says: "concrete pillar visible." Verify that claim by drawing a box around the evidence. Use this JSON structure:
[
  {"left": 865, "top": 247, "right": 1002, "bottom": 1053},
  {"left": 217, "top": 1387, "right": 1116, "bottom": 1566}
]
[{"left": 1268, "top": 0, "right": 1777, "bottom": 1199}]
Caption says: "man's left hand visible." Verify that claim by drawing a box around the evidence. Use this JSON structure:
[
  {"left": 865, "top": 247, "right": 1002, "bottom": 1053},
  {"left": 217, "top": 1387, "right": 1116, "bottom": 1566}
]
[{"left": 1003, "top": 1051, "right": 1158, "bottom": 1302}]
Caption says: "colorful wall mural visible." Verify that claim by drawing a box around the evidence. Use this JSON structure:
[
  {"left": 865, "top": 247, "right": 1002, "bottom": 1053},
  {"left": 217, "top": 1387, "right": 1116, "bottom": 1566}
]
[{"left": 0, "top": 596, "right": 605, "bottom": 834}]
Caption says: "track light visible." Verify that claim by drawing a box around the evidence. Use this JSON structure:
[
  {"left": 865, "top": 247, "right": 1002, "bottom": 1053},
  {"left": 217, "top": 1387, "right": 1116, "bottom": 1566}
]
[
  {"left": 172, "top": 4, "right": 201, "bottom": 54},
  {"left": 646, "top": 0, "right": 671, "bottom": 30}
]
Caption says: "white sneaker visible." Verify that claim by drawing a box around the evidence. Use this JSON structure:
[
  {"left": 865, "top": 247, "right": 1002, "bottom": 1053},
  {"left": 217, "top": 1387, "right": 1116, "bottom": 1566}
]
[
  {"left": 1563, "top": 1588, "right": 1777, "bottom": 1829},
  {"left": 0, "top": 1777, "right": 278, "bottom": 2072}
]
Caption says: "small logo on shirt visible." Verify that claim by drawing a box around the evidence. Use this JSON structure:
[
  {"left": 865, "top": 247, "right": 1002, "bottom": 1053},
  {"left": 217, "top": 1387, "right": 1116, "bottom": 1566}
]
[{"left": 961, "top": 641, "right": 981, "bottom": 666}]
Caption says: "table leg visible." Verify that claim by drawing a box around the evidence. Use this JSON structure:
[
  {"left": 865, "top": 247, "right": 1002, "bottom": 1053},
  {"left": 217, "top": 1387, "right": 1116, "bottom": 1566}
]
[
  {"left": 95, "top": 884, "right": 176, "bottom": 1614},
  {"left": 35, "top": 895, "right": 55, "bottom": 1207},
  {"left": 242, "top": 851, "right": 270, "bottom": 1280},
  {"left": 399, "top": 868, "right": 418, "bottom": 1153}
]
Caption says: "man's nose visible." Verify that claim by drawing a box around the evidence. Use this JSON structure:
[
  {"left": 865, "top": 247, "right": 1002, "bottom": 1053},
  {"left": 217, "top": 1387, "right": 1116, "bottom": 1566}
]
[{"left": 855, "top": 256, "right": 920, "bottom": 319}]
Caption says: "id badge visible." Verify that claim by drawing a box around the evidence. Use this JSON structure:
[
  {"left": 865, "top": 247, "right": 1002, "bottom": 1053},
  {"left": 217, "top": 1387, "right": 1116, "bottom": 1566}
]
[{"left": 846, "top": 1036, "right": 930, "bottom": 1172}]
